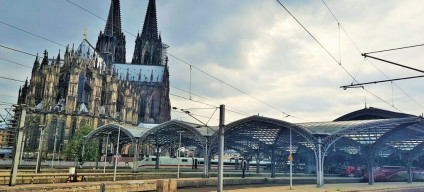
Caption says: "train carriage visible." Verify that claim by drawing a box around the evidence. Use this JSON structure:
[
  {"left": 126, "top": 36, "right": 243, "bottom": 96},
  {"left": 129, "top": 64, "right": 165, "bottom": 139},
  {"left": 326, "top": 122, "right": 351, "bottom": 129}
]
[{"left": 136, "top": 156, "right": 270, "bottom": 171}]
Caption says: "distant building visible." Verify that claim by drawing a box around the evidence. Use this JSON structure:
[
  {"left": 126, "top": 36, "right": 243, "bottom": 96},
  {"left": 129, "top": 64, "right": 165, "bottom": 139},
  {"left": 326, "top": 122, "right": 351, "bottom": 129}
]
[
  {"left": 0, "top": 126, "right": 8, "bottom": 148},
  {"left": 16, "top": 0, "right": 171, "bottom": 157},
  {"left": 0, "top": 125, "right": 12, "bottom": 159}
]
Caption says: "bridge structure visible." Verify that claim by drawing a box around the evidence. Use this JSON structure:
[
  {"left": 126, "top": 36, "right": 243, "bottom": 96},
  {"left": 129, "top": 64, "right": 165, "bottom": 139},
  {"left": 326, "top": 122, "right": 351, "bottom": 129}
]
[{"left": 84, "top": 107, "right": 424, "bottom": 188}]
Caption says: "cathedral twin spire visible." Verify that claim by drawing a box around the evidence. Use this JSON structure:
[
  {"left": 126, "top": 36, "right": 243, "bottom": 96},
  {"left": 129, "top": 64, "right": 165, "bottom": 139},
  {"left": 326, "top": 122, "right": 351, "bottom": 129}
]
[
  {"left": 96, "top": 0, "right": 126, "bottom": 64},
  {"left": 97, "top": 0, "right": 162, "bottom": 66},
  {"left": 104, "top": 0, "right": 122, "bottom": 37},
  {"left": 131, "top": 0, "right": 163, "bottom": 65},
  {"left": 140, "top": 0, "right": 159, "bottom": 41}
]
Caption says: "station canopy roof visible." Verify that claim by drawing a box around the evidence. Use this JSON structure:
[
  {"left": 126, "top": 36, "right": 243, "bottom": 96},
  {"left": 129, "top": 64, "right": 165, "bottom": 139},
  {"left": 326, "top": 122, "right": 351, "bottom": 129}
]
[
  {"left": 85, "top": 107, "right": 424, "bottom": 158},
  {"left": 85, "top": 123, "right": 151, "bottom": 145}
]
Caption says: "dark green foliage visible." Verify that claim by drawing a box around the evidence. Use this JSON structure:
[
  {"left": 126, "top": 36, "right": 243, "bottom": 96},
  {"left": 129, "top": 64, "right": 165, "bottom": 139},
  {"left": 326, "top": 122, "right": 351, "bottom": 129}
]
[{"left": 64, "top": 125, "right": 98, "bottom": 161}]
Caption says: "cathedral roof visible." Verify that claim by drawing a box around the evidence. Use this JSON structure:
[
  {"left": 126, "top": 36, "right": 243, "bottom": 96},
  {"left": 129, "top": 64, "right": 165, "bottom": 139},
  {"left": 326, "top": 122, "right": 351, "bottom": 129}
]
[
  {"left": 112, "top": 63, "right": 165, "bottom": 83},
  {"left": 76, "top": 40, "right": 92, "bottom": 60},
  {"left": 76, "top": 39, "right": 106, "bottom": 68},
  {"left": 79, "top": 103, "right": 89, "bottom": 113}
]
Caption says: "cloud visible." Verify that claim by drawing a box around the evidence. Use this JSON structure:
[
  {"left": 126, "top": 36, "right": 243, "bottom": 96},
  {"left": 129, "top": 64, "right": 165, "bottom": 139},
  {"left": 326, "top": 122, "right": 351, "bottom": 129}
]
[{"left": 0, "top": 0, "right": 423, "bottom": 124}]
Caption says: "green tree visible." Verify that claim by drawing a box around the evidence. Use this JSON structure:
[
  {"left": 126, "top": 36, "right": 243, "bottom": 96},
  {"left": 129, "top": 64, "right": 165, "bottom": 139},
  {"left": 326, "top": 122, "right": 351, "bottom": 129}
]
[{"left": 64, "top": 125, "right": 99, "bottom": 162}]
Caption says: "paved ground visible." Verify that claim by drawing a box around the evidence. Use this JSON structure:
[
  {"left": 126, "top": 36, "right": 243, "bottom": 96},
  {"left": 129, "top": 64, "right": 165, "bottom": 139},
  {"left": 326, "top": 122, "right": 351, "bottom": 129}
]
[{"left": 178, "top": 182, "right": 424, "bottom": 192}]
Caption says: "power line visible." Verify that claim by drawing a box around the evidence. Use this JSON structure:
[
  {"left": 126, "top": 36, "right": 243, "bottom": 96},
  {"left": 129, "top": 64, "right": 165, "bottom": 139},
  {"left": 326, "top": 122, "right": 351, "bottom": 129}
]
[
  {"left": 0, "top": 76, "right": 25, "bottom": 83},
  {"left": 0, "top": 21, "right": 66, "bottom": 48},
  {"left": 170, "top": 93, "right": 249, "bottom": 117},
  {"left": 0, "top": 44, "right": 61, "bottom": 63},
  {"left": 0, "top": 94, "right": 17, "bottom": 98},
  {"left": 274, "top": 0, "right": 402, "bottom": 112},
  {"left": 167, "top": 53, "right": 305, "bottom": 120},
  {"left": 0, "top": 57, "right": 32, "bottom": 69},
  {"left": 275, "top": 0, "right": 340, "bottom": 65},
  {"left": 365, "top": 58, "right": 424, "bottom": 110},
  {"left": 0, "top": 44, "right": 37, "bottom": 57},
  {"left": 65, "top": 0, "right": 137, "bottom": 38},
  {"left": 320, "top": 0, "right": 424, "bottom": 111},
  {"left": 365, "top": 43, "right": 424, "bottom": 55},
  {"left": 0, "top": 101, "right": 15, "bottom": 105},
  {"left": 171, "top": 109, "right": 220, "bottom": 122},
  {"left": 171, "top": 86, "right": 250, "bottom": 116},
  {"left": 170, "top": 93, "right": 216, "bottom": 108},
  {"left": 65, "top": 0, "right": 301, "bottom": 120}
]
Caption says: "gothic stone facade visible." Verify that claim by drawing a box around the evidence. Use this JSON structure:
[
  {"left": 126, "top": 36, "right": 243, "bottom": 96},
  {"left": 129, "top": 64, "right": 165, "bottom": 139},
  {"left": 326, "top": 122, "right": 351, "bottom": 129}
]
[{"left": 17, "top": 0, "right": 171, "bottom": 157}]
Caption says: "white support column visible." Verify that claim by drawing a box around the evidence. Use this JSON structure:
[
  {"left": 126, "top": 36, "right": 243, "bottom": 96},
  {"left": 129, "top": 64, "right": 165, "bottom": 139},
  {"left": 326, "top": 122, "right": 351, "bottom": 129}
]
[
  {"left": 113, "top": 127, "right": 121, "bottom": 182},
  {"left": 290, "top": 128, "right": 293, "bottom": 190},
  {"left": 35, "top": 126, "right": 45, "bottom": 173},
  {"left": 19, "top": 134, "right": 26, "bottom": 166},
  {"left": 51, "top": 129, "right": 58, "bottom": 169},
  {"left": 9, "top": 107, "right": 26, "bottom": 186},
  {"left": 132, "top": 142, "right": 139, "bottom": 172},
  {"left": 218, "top": 105, "right": 225, "bottom": 192},
  {"left": 103, "top": 133, "right": 110, "bottom": 173},
  {"left": 317, "top": 137, "right": 323, "bottom": 187},
  {"left": 203, "top": 138, "right": 209, "bottom": 178}
]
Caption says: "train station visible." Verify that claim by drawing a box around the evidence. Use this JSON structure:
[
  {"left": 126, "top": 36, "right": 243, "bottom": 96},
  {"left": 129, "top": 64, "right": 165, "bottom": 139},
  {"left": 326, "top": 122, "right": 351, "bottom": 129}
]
[
  {"left": 83, "top": 106, "right": 424, "bottom": 188},
  {"left": 1, "top": 0, "right": 424, "bottom": 191}
]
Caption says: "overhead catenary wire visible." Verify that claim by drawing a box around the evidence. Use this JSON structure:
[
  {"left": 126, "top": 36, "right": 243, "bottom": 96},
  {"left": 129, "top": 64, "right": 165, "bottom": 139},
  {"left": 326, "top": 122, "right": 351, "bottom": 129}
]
[
  {"left": 65, "top": 0, "right": 137, "bottom": 38},
  {"left": 320, "top": 0, "right": 424, "bottom": 111},
  {"left": 0, "top": 101, "right": 15, "bottom": 105},
  {"left": 0, "top": 21, "right": 66, "bottom": 48},
  {"left": 0, "top": 76, "right": 25, "bottom": 83},
  {"left": 0, "top": 21, "right": 250, "bottom": 118},
  {"left": 65, "top": 0, "right": 302, "bottom": 121},
  {"left": 365, "top": 43, "right": 424, "bottom": 55},
  {"left": 170, "top": 93, "right": 249, "bottom": 117},
  {"left": 365, "top": 58, "right": 424, "bottom": 110},
  {"left": 0, "top": 57, "right": 32, "bottom": 69},
  {"left": 171, "top": 86, "right": 250, "bottom": 116},
  {"left": 0, "top": 94, "right": 17, "bottom": 98},
  {"left": 171, "top": 109, "right": 220, "bottom": 122},
  {"left": 0, "top": 44, "right": 37, "bottom": 57},
  {"left": 167, "top": 53, "right": 305, "bottom": 120},
  {"left": 274, "top": 0, "right": 402, "bottom": 112},
  {"left": 0, "top": 44, "right": 61, "bottom": 63}
]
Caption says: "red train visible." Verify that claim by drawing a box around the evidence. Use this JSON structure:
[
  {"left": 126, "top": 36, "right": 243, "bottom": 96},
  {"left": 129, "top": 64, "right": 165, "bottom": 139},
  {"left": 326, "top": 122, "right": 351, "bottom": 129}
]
[{"left": 364, "top": 166, "right": 424, "bottom": 182}]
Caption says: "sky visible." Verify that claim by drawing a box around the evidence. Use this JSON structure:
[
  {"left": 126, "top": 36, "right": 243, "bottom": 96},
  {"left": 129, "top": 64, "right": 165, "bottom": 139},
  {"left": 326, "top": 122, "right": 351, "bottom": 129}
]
[{"left": 0, "top": 0, "right": 424, "bottom": 125}]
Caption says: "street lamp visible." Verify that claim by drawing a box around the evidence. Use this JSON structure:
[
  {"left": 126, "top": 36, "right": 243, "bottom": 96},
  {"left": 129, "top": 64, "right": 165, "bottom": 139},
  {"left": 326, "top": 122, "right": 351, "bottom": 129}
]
[{"left": 177, "top": 130, "right": 185, "bottom": 179}]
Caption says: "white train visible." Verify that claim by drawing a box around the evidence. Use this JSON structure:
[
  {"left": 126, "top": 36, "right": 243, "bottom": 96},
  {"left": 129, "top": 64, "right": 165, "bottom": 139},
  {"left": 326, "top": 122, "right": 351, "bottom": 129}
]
[{"left": 136, "top": 156, "right": 270, "bottom": 171}]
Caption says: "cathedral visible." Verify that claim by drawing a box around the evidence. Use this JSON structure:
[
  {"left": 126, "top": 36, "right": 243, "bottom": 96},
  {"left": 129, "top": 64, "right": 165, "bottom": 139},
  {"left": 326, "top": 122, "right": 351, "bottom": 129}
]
[{"left": 17, "top": 0, "right": 171, "bottom": 156}]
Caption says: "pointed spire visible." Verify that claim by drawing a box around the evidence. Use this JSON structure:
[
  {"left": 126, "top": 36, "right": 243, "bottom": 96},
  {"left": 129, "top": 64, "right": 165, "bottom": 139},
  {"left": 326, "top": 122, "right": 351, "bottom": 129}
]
[
  {"left": 104, "top": 0, "right": 122, "bottom": 37},
  {"left": 141, "top": 0, "right": 158, "bottom": 40},
  {"left": 32, "top": 53, "right": 40, "bottom": 72},
  {"left": 65, "top": 45, "right": 69, "bottom": 55},
  {"left": 24, "top": 77, "right": 28, "bottom": 88},
  {"left": 40, "top": 50, "right": 48, "bottom": 69},
  {"left": 56, "top": 50, "right": 61, "bottom": 64}
]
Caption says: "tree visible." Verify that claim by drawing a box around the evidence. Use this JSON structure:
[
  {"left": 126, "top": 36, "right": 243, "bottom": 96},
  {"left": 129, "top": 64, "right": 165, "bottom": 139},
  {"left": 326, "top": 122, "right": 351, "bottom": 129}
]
[{"left": 64, "top": 125, "right": 99, "bottom": 162}]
